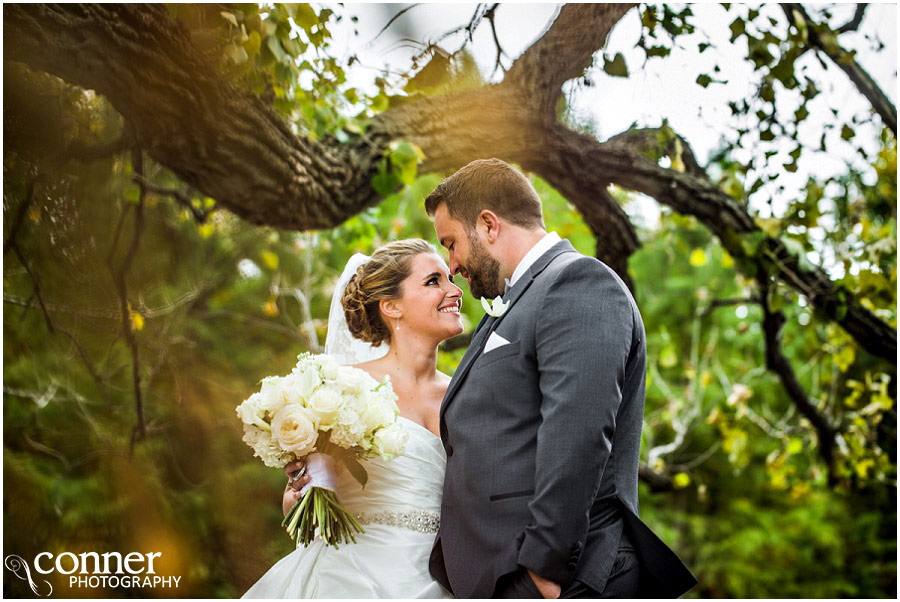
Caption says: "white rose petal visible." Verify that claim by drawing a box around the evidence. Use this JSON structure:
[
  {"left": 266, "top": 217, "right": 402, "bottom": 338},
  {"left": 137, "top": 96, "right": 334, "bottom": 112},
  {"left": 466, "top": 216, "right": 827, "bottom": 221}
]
[
  {"left": 257, "top": 376, "right": 286, "bottom": 415},
  {"left": 372, "top": 423, "right": 408, "bottom": 460},
  {"left": 271, "top": 404, "right": 320, "bottom": 455},
  {"left": 236, "top": 393, "right": 270, "bottom": 431},
  {"left": 307, "top": 387, "right": 345, "bottom": 426}
]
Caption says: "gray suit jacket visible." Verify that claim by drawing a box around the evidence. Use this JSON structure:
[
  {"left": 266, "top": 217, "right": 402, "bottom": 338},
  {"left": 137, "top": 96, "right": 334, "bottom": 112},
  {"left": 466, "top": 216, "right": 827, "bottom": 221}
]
[{"left": 429, "top": 240, "right": 696, "bottom": 598}]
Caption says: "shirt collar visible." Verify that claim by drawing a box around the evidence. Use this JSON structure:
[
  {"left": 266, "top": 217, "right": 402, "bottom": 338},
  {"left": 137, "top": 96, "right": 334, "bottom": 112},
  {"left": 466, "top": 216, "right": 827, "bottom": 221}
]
[{"left": 504, "top": 231, "right": 562, "bottom": 293}]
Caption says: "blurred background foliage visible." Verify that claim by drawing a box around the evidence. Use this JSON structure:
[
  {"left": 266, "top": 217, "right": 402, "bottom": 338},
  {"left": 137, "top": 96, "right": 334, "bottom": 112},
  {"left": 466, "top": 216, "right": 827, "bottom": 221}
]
[{"left": 4, "top": 2, "right": 896, "bottom": 598}]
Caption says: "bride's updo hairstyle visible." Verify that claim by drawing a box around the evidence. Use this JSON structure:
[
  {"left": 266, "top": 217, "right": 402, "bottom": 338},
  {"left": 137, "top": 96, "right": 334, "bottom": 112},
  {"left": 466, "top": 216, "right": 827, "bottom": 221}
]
[{"left": 341, "top": 239, "right": 436, "bottom": 346}]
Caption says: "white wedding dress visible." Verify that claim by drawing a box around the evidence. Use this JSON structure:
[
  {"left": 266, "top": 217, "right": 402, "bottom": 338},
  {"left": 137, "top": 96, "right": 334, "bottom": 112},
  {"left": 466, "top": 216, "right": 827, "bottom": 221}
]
[{"left": 242, "top": 416, "right": 452, "bottom": 598}]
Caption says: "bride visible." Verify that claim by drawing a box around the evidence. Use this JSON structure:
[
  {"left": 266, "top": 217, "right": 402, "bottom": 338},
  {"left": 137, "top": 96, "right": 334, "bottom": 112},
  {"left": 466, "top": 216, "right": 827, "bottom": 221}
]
[{"left": 243, "top": 239, "right": 464, "bottom": 598}]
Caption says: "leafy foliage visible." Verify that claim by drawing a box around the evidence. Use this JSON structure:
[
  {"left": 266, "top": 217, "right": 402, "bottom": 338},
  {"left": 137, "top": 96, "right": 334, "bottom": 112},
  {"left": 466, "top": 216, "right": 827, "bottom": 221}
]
[{"left": 3, "top": 3, "right": 896, "bottom": 598}]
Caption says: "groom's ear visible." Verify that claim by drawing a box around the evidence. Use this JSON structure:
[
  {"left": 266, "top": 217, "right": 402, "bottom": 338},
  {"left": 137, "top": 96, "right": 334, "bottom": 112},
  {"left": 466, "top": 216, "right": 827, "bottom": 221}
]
[{"left": 478, "top": 209, "right": 501, "bottom": 243}]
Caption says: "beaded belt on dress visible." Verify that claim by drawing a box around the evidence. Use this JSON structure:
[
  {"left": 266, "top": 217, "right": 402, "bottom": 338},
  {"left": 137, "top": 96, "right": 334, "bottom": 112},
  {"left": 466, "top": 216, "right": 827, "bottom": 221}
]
[{"left": 355, "top": 509, "right": 440, "bottom": 534}]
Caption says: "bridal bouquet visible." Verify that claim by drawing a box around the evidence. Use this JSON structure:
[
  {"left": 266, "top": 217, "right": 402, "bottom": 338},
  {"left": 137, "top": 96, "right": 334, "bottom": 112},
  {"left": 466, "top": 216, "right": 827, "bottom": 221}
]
[{"left": 236, "top": 352, "right": 408, "bottom": 547}]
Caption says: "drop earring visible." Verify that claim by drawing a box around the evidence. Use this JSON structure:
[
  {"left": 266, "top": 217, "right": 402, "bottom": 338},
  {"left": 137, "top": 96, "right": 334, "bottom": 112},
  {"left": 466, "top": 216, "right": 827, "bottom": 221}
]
[{"left": 394, "top": 317, "right": 400, "bottom": 331}]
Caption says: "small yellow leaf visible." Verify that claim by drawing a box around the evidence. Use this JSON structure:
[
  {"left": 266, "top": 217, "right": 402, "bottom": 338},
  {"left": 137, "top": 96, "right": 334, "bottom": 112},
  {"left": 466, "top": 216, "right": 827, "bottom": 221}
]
[
  {"left": 263, "top": 299, "right": 278, "bottom": 316},
  {"left": 721, "top": 250, "right": 734, "bottom": 268},
  {"left": 198, "top": 223, "right": 214, "bottom": 238},
  {"left": 689, "top": 248, "right": 707, "bottom": 267},
  {"left": 28, "top": 206, "right": 42, "bottom": 222},
  {"left": 673, "top": 473, "right": 691, "bottom": 489},
  {"left": 260, "top": 250, "right": 279, "bottom": 270},
  {"left": 130, "top": 311, "right": 144, "bottom": 331}
]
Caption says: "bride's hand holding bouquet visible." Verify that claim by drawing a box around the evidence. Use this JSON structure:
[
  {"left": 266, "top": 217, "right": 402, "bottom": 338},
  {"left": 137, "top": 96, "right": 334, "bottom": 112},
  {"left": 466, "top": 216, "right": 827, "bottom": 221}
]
[{"left": 236, "top": 352, "right": 408, "bottom": 547}]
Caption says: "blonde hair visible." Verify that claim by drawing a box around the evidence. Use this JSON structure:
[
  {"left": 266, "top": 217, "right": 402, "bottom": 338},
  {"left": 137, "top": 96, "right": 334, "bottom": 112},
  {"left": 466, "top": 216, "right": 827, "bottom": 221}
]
[{"left": 341, "top": 239, "right": 436, "bottom": 346}]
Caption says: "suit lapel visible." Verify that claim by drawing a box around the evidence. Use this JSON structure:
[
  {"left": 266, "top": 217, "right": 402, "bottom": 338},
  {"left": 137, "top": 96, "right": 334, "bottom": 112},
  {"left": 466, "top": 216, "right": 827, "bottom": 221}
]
[{"left": 439, "top": 239, "right": 577, "bottom": 422}]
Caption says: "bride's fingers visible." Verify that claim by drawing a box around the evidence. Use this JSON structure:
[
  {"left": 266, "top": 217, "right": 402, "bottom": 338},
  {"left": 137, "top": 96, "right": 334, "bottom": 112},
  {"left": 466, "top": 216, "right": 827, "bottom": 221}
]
[
  {"left": 288, "top": 474, "right": 311, "bottom": 492},
  {"left": 283, "top": 459, "right": 306, "bottom": 479}
]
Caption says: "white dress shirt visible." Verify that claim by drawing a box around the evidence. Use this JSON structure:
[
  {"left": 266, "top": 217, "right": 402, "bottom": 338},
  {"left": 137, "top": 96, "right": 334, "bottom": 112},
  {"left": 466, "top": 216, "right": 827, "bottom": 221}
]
[{"left": 504, "top": 231, "right": 562, "bottom": 293}]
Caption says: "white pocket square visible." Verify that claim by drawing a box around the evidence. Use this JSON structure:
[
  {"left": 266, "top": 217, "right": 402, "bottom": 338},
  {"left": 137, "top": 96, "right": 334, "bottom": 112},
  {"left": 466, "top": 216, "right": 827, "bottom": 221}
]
[{"left": 483, "top": 332, "right": 510, "bottom": 354}]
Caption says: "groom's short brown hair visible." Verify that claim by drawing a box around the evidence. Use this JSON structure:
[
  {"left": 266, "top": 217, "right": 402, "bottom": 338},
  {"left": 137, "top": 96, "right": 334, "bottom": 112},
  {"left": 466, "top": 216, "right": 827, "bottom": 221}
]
[{"left": 424, "top": 158, "right": 545, "bottom": 230}]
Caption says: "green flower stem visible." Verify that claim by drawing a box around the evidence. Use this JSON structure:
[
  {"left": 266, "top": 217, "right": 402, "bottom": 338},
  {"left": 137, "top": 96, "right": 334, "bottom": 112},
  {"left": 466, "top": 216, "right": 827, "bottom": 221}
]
[{"left": 284, "top": 486, "right": 366, "bottom": 548}]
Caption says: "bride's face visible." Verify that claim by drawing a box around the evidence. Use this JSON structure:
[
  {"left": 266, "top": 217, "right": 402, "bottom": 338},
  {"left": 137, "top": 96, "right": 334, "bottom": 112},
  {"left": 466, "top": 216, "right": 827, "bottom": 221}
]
[{"left": 388, "top": 253, "right": 464, "bottom": 341}]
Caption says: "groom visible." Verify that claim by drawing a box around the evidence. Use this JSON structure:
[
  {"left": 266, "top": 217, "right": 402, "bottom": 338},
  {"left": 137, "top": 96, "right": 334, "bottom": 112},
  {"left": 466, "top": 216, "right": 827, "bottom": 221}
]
[{"left": 425, "top": 159, "right": 697, "bottom": 598}]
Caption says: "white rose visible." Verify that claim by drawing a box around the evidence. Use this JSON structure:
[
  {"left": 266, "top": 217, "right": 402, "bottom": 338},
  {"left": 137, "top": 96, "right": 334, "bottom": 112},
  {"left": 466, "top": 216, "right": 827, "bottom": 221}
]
[
  {"left": 242, "top": 424, "right": 292, "bottom": 468},
  {"left": 235, "top": 393, "right": 270, "bottom": 431},
  {"left": 307, "top": 387, "right": 345, "bottom": 426},
  {"left": 257, "top": 376, "right": 286, "bottom": 415},
  {"left": 313, "top": 354, "right": 340, "bottom": 380},
  {"left": 360, "top": 395, "right": 398, "bottom": 432},
  {"left": 281, "top": 371, "right": 320, "bottom": 406},
  {"left": 337, "top": 365, "right": 378, "bottom": 394},
  {"left": 372, "top": 423, "right": 408, "bottom": 461},
  {"left": 271, "top": 404, "right": 319, "bottom": 454}
]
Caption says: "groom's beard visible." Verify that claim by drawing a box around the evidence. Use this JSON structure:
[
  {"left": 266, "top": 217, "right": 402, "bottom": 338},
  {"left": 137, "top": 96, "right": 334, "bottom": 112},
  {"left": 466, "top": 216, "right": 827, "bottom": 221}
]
[{"left": 464, "top": 233, "right": 504, "bottom": 300}]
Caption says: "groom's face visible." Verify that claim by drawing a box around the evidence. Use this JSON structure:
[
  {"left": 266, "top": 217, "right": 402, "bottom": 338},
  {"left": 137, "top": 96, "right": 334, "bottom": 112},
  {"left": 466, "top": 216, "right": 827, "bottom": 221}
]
[{"left": 434, "top": 205, "right": 504, "bottom": 300}]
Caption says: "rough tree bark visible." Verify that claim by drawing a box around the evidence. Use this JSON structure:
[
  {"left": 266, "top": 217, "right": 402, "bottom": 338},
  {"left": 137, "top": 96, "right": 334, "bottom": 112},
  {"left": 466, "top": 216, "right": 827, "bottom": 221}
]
[{"left": 4, "top": 2, "right": 895, "bottom": 368}]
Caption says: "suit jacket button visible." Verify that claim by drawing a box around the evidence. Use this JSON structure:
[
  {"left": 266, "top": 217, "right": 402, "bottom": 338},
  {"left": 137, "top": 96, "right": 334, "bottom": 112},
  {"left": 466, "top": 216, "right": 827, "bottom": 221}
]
[{"left": 446, "top": 445, "right": 454, "bottom": 457}]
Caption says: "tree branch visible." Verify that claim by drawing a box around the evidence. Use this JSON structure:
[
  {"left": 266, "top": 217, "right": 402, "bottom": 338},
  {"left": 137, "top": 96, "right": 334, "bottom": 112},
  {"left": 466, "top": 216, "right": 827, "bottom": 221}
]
[
  {"left": 506, "top": 4, "right": 635, "bottom": 112},
  {"left": 757, "top": 273, "right": 838, "bottom": 486},
  {"left": 5, "top": 3, "right": 893, "bottom": 364},
  {"left": 837, "top": 4, "right": 868, "bottom": 34},
  {"left": 783, "top": 3, "right": 896, "bottom": 134},
  {"left": 535, "top": 122, "right": 896, "bottom": 364}
]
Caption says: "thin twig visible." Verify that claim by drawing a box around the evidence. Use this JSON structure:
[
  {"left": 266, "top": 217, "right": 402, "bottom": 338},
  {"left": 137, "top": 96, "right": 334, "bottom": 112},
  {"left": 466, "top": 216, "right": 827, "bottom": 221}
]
[
  {"left": 132, "top": 174, "right": 211, "bottom": 222},
  {"left": 485, "top": 4, "right": 507, "bottom": 77},
  {"left": 702, "top": 296, "right": 761, "bottom": 317},
  {"left": 12, "top": 243, "right": 55, "bottom": 334},
  {"left": 109, "top": 149, "right": 148, "bottom": 450},
  {"left": 3, "top": 177, "right": 36, "bottom": 257},
  {"left": 837, "top": 4, "right": 868, "bottom": 34},
  {"left": 367, "top": 4, "right": 420, "bottom": 48}
]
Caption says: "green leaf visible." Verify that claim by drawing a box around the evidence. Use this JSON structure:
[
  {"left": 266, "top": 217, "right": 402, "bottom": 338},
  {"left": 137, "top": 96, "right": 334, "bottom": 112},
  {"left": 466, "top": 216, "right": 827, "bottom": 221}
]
[
  {"left": 292, "top": 4, "right": 319, "bottom": 32},
  {"left": 341, "top": 455, "right": 368, "bottom": 488},
  {"left": 224, "top": 42, "right": 249, "bottom": 65},
  {"left": 696, "top": 74, "right": 712, "bottom": 88},
  {"left": 841, "top": 125, "right": 855, "bottom": 141},
  {"left": 267, "top": 36, "right": 288, "bottom": 64},
  {"left": 244, "top": 30, "right": 261, "bottom": 56},
  {"left": 659, "top": 344, "right": 678, "bottom": 368},
  {"left": 603, "top": 53, "right": 629, "bottom": 78}
]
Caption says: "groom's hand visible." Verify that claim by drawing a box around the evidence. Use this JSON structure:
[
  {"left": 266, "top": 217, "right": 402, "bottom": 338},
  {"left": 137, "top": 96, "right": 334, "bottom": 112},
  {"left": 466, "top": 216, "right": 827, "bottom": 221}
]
[{"left": 527, "top": 569, "right": 561, "bottom": 599}]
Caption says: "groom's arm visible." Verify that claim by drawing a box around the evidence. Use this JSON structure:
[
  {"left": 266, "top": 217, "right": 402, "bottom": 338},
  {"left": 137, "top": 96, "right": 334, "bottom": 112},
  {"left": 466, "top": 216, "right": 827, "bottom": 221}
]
[{"left": 517, "top": 258, "right": 635, "bottom": 587}]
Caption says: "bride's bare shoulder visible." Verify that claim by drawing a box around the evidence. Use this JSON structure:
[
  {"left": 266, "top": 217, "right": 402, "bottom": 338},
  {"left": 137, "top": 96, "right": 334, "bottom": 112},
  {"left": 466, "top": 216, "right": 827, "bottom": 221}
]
[{"left": 350, "top": 359, "right": 386, "bottom": 381}]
